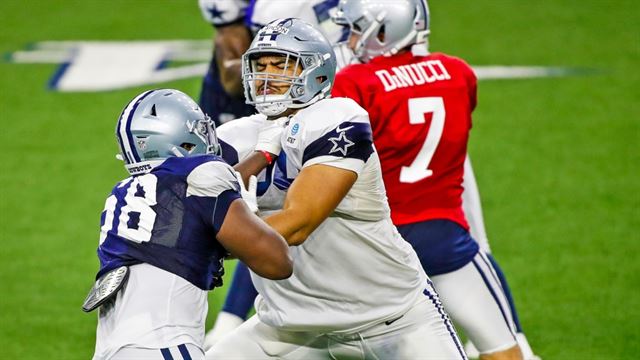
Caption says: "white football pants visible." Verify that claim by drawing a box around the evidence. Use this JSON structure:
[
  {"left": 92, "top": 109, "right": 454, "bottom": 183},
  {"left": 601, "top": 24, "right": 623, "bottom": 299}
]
[
  {"left": 109, "top": 343, "right": 204, "bottom": 359},
  {"left": 206, "top": 290, "right": 467, "bottom": 359},
  {"left": 432, "top": 251, "right": 519, "bottom": 354}
]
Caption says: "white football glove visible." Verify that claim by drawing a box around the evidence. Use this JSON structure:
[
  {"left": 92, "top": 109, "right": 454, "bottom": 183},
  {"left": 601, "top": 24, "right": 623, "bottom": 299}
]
[
  {"left": 255, "top": 117, "right": 287, "bottom": 155},
  {"left": 235, "top": 171, "right": 258, "bottom": 214}
]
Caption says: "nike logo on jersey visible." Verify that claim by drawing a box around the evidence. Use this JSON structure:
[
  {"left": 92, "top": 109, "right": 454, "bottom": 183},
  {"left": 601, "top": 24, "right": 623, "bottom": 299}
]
[
  {"left": 384, "top": 315, "right": 404, "bottom": 326},
  {"left": 335, "top": 124, "right": 354, "bottom": 132}
]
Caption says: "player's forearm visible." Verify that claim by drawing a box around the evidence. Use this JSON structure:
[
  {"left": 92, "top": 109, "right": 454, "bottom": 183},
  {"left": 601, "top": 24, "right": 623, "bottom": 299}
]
[
  {"left": 265, "top": 165, "right": 357, "bottom": 246},
  {"left": 264, "top": 209, "right": 313, "bottom": 246},
  {"left": 243, "top": 229, "right": 293, "bottom": 280},
  {"left": 215, "top": 23, "right": 251, "bottom": 96},
  {"left": 233, "top": 151, "right": 271, "bottom": 187},
  {"left": 216, "top": 55, "right": 243, "bottom": 96}
]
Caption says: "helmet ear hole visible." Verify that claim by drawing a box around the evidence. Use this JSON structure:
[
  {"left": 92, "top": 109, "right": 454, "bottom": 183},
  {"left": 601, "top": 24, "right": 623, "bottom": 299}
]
[
  {"left": 180, "top": 142, "right": 196, "bottom": 152},
  {"left": 315, "top": 75, "right": 327, "bottom": 84},
  {"left": 150, "top": 104, "right": 157, "bottom": 117},
  {"left": 377, "top": 25, "right": 386, "bottom": 42}
]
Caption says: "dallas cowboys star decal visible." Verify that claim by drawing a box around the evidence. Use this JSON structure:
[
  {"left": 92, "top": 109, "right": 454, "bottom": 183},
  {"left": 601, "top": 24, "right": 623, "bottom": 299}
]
[
  {"left": 328, "top": 129, "right": 354, "bottom": 156},
  {"left": 207, "top": 4, "right": 226, "bottom": 21}
]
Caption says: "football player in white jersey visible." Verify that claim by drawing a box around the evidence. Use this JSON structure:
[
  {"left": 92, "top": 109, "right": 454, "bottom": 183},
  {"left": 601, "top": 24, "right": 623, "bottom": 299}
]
[
  {"left": 197, "top": 0, "right": 347, "bottom": 126},
  {"left": 201, "top": 3, "right": 538, "bottom": 360},
  {"left": 84, "top": 89, "right": 292, "bottom": 360},
  {"left": 197, "top": 0, "right": 353, "bottom": 347},
  {"left": 205, "top": 18, "right": 467, "bottom": 359}
]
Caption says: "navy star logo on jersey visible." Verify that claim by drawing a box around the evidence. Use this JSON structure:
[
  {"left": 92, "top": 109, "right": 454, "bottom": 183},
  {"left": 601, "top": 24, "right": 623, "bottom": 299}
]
[
  {"left": 206, "top": 4, "right": 226, "bottom": 21},
  {"left": 328, "top": 129, "right": 354, "bottom": 156}
]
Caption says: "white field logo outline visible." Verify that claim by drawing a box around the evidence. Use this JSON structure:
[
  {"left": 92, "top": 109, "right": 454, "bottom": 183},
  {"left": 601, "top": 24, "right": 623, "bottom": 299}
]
[{"left": 7, "top": 40, "right": 579, "bottom": 92}]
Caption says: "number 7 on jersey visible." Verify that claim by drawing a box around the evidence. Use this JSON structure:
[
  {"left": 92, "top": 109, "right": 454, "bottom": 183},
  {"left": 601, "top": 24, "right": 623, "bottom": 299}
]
[{"left": 399, "top": 97, "right": 446, "bottom": 183}]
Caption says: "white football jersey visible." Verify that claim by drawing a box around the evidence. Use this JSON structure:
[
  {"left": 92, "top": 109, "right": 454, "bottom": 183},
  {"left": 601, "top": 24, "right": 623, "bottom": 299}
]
[
  {"left": 198, "top": 0, "right": 249, "bottom": 27},
  {"left": 251, "top": 98, "right": 429, "bottom": 332},
  {"left": 217, "top": 114, "right": 288, "bottom": 213}
]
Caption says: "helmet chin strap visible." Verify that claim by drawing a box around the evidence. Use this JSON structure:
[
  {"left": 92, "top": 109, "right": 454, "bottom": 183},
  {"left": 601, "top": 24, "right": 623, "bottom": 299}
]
[
  {"left": 257, "top": 102, "right": 288, "bottom": 117},
  {"left": 170, "top": 146, "right": 185, "bottom": 157},
  {"left": 255, "top": 94, "right": 289, "bottom": 117}
]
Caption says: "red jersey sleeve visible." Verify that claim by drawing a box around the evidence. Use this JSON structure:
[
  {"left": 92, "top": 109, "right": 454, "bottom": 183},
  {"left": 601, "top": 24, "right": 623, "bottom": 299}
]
[
  {"left": 332, "top": 66, "right": 364, "bottom": 105},
  {"left": 459, "top": 58, "right": 478, "bottom": 111}
]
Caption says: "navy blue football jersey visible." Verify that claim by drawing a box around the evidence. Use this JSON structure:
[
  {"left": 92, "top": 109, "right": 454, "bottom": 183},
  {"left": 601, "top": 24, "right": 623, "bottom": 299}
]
[{"left": 96, "top": 155, "right": 241, "bottom": 290}]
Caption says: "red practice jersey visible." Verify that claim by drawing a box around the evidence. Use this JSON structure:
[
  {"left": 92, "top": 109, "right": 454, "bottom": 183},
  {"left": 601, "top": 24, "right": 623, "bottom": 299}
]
[{"left": 332, "top": 51, "right": 477, "bottom": 228}]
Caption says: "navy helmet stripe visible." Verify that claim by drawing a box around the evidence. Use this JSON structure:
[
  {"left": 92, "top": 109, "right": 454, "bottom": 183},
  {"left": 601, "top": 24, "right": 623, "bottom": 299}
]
[
  {"left": 117, "top": 89, "right": 155, "bottom": 163},
  {"left": 125, "top": 90, "right": 156, "bottom": 162},
  {"left": 115, "top": 105, "right": 132, "bottom": 163},
  {"left": 278, "top": 17, "right": 293, "bottom": 26},
  {"left": 259, "top": 18, "right": 295, "bottom": 41}
]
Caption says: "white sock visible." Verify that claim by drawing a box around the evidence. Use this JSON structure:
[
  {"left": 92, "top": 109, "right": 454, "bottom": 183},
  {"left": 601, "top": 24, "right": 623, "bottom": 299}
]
[{"left": 516, "top": 332, "right": 540, "bottom": 360}]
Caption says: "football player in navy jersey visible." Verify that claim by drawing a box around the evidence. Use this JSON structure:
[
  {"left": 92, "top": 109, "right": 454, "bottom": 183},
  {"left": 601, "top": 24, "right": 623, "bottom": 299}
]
[{"left": 84, "top": 88, "right": 292, "bottom": 360}]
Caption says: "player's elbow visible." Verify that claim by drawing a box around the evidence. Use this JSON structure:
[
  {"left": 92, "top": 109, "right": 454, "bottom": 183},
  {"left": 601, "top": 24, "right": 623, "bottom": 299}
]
[
  {"left": 286, "top": 229, "right": 313, "bottom": 246},
  {"left": 250, "top": 232, "right": 293, "bottom": 280},
  {"left": 259, "top": 253, "right": 293, "bottom": 280}
]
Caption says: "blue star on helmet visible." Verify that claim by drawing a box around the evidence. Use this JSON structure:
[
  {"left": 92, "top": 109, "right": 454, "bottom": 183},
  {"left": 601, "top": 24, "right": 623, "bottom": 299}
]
[
  {"left": 328, "top": 128, "right": 355, "bottom": 156},
  {"left": 207, "top": 4, "right": 226, "bottom": 21}
]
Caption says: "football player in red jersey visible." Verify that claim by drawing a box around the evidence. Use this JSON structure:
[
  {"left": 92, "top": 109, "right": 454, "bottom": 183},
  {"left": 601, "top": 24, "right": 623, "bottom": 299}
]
[{"left": 332, "top": 1, "right": 538, "bottom": 359}]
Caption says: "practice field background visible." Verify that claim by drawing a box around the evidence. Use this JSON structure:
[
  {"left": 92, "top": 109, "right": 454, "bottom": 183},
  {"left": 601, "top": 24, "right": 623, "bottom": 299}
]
[{"left": 0, "top": 1, "right": 637, "bottom": 358}]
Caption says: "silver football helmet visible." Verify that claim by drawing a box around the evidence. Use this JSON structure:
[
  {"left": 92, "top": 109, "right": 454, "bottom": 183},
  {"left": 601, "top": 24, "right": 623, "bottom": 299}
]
[
  {"left": 333, "top": 0, "right": 430, "bottom": 62},
  {"left": 115, "top": 89, "right": 220, "bottom": 175},
  {"left": 242, "top": 18, "right": 337, "bottom": 117}
]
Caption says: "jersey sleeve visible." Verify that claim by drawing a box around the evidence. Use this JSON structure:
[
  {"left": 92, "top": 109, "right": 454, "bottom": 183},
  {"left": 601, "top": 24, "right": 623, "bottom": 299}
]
[
  {"left": 456, "top": 57, "right": 478, "bottom": 111},
  {"left": 217, "top": 114, "right": 265, "bottom": 165},
  {"left": 284, "top": 98, "right": 374, "bottom": 175},
  {"left": 186, "top": 160, "right": 242, "bottom": 232},
  {"left": 198, "top": 0, "right": 249, "bottom": 27}
]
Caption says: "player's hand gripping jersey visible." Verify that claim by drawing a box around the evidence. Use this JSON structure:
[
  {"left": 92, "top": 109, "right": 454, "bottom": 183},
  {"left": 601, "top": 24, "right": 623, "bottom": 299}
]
[
  {"left": 333, "top": 51, "right": 477, "bottom": 229},
  {"left": 227, "top": 97, "right": 427, "bottom": 332},
  {"left": 216, "top": 114, "right": 289, "bottom": 213}
]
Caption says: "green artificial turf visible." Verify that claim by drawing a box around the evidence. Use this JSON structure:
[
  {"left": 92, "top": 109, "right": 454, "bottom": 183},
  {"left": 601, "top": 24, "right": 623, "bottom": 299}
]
[{"left": 0, "top": 1, "right": 637, "bottom": 358}]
